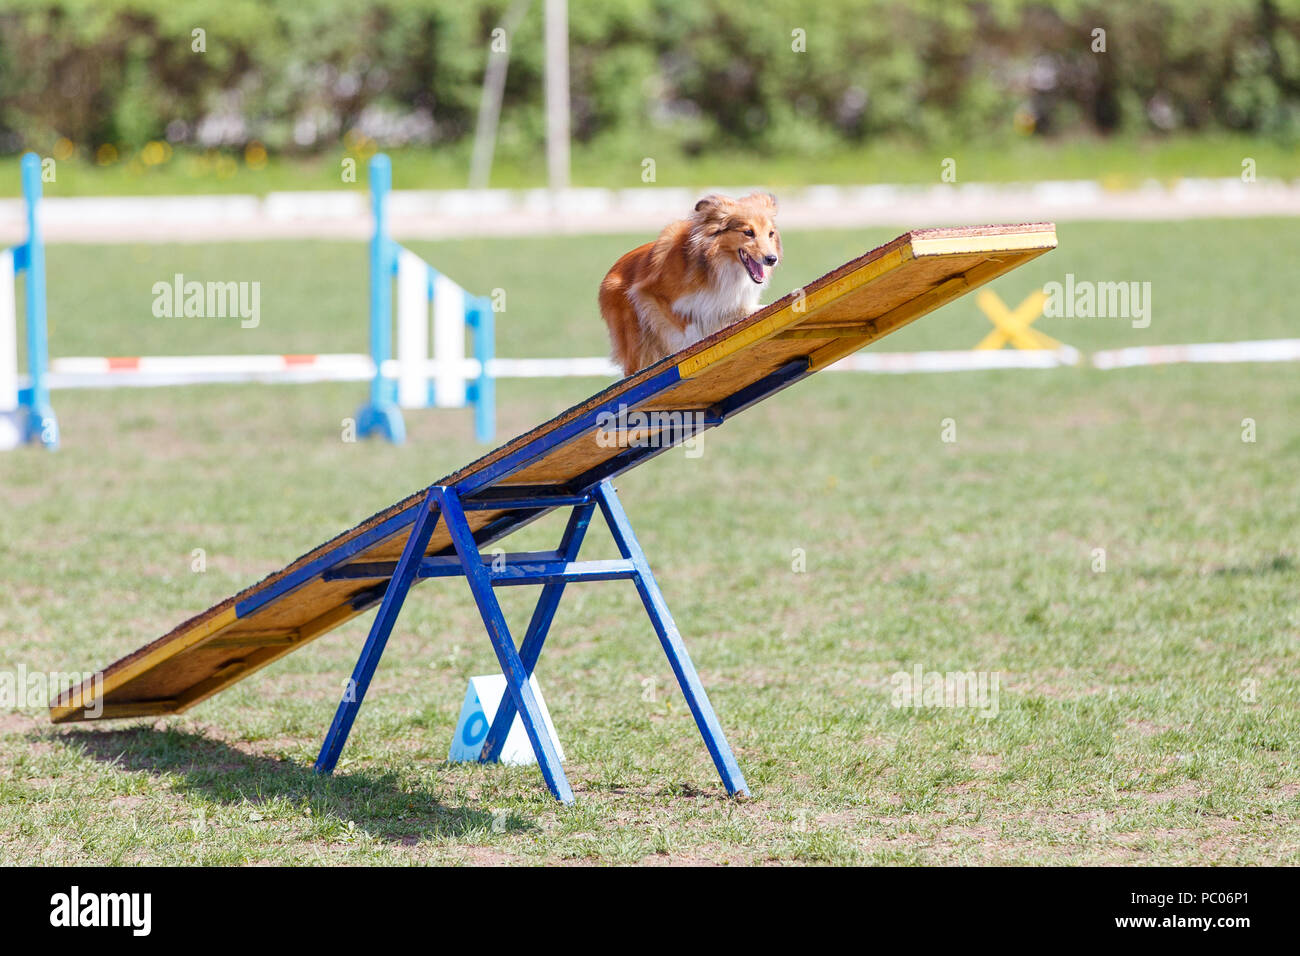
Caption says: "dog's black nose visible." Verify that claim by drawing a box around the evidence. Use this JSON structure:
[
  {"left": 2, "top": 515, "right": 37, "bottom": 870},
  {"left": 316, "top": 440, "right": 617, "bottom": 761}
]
[{"left": 763, "top": 255, "right": 778, "bottom": 266}]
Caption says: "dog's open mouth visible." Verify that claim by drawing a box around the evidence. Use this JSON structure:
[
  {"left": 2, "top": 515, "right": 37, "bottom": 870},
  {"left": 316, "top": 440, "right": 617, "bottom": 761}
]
[{"left": 738, "top": 249, "right": 766, "bottom": 284}]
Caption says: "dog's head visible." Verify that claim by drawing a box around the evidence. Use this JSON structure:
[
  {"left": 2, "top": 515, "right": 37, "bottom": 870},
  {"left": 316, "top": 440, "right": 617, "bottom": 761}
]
[{"left": 691, "top": 192, "right": 782, "bottom": 285}]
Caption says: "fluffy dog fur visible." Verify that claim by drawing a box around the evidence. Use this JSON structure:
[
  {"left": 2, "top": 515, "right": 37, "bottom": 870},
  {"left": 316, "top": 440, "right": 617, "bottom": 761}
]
[{"left": 599, "top": 192, "right": 781, "bottom": 377}]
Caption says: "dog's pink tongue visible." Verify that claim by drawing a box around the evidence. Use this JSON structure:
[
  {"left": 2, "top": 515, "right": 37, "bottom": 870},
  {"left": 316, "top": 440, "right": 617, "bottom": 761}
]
[{"left": 747, "top": 257, "right": 765, "bottom": 282}]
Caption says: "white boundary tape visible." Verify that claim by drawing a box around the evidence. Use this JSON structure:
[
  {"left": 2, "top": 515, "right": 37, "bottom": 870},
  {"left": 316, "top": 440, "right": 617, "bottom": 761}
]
[
  {"left": 830, "top": 346, "right": 1081, "bottom": 373},
  {"left": 1090, "top": 339, "right": 1300, "bottom": 370},
  {"left": 36, "top": 338, "right": 1300, "bottom": 390}
]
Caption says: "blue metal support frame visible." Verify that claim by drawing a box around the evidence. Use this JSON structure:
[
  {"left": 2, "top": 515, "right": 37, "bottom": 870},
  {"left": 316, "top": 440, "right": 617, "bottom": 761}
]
[
  {"left": 434, "top": 485, "right": 575, "bottom": 803},
  {"left": 593, "top": 480, "right": 749, "bottom": 797},
  {"left": 304, "top": 318, "right": 828, "bottom": 802},
  {"left": 311, "top": 477, "right": 748, "bottom": 804},
  {"left": 480, "top": 500, "right": 595, "bottom": 763},
  {"left": 322, "top": 553, "right": 636, "bottom": 586},
  {"left": 314, "top": 487, "right": 441, "bottom": 774}
]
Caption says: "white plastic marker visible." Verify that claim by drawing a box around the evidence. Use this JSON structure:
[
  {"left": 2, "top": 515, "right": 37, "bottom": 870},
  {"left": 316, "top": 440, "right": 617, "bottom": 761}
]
[{"left": 448, "top": 674, "right": 564, "bottom": 766}]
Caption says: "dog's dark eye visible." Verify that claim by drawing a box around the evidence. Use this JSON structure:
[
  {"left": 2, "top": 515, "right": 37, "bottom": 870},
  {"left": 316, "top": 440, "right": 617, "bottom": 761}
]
[
  {"left": 742, "top": 228, "right": 755, "bottom": 237},
  {"left": 768, "top": 231, "right": 774, "bottom": 238}
]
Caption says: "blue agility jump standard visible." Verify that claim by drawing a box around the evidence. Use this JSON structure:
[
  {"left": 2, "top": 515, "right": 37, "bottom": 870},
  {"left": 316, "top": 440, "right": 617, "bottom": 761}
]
[
  {"left": 1, "top": 153, "right": 58, "bottom": 449},
  {"left": 3, "top": 151, "right": 490, "bottom": 451},
  {"left": 358, "top": 153, "right": 496, "bottom": 444}
]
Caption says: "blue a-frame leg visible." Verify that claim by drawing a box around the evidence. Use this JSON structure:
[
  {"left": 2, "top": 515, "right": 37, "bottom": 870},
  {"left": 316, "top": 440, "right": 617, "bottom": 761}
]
[
  {"left": 315, "top": 487, "right": 441, "bottom": 774},
  {"left": 313, "top": 479, "right": 749, "bottom": 804},
  {"left": 593, "top": 482, "right": 749, "bottom": 796},
  {"left": 478, "top": 499, "right": 596, "bottom": 765}
]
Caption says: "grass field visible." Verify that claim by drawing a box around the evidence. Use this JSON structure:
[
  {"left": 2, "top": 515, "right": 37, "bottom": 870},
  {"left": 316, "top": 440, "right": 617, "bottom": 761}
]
[
  {"left": 30, "top": 218, "right": 1300, "bottom": 360},
  {"left": 1, "top": 219, "right": 1297, "bottom": 865}
]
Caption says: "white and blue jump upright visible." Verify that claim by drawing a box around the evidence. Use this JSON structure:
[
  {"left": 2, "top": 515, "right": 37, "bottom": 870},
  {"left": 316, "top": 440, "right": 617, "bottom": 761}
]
[
  {"left": 0, "top": 152, "right": 57, "bottom": 450},
  {"left": 357, "top": 153, "right": 495, "bottom": 445},
  {"left": 1, "top": 150, "right": 494, "bottom": 450}
]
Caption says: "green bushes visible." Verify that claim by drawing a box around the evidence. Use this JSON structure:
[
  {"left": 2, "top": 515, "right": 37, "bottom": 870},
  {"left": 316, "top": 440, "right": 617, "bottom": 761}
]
[{"left": 1, "top": 0, "right": 1297, "bottom": 156}]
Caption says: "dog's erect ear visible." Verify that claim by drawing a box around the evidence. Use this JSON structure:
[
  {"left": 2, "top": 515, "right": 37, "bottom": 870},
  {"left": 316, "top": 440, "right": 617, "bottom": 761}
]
[
  {"left": 744, "top": 191, "right": 778, "bottom": 213},
  {"left": 693, "top": 194, "right": 731, "bottom": 217}
]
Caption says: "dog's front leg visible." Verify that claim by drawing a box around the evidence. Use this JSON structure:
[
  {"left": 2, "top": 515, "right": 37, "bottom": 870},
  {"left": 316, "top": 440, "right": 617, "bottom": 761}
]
[{"left": 630, "top": 289, "right": 693, "bottom": 370}]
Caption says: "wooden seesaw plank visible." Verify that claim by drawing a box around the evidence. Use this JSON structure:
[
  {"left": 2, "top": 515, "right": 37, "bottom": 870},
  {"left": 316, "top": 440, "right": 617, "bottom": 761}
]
[{"left": 50, "top": 223, "right": 1056, "bottom": 723}]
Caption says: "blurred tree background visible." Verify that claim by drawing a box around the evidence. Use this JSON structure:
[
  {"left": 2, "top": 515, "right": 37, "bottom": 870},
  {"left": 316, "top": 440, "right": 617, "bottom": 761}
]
[{"left": 1, "top": 0, "right": 1298, "bottom": 176}]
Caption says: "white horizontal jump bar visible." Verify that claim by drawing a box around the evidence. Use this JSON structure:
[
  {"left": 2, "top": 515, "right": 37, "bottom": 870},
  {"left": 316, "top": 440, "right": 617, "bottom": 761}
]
[
  {"left": 486, "top": 357, "right": 621, "bottom": 378},
  {"left": 44, "top": 354, "right": 620, "bottom": 388},
  {"left": 37, "top": 338, "right": 1300, "bottom": 391},
  {"left": 48, "top": 353, "right": 375, "bottom": 388}
]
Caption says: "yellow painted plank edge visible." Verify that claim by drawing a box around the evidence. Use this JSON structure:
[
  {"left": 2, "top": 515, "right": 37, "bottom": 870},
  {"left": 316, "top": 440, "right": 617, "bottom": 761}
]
[
  {"left": 806, "top": 247, "right": 1054, "bottom": 371},
  {"left": 49, "top": 605, "right": 239, "bottom": 722},
  {"left": 910, "top": 229, "right": 1057, "bottom": 257},
  {"left": 171, "top": 600, "right": 368, "bottom": 715},
  {"left": 676, "top": 246, "right": 910, "bottom": 378}
]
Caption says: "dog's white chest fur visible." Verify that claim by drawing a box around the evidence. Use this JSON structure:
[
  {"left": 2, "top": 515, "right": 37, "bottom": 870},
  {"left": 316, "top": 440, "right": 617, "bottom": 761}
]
[{"left": 671, "top": 265, "right": 764, "bottom": 344}]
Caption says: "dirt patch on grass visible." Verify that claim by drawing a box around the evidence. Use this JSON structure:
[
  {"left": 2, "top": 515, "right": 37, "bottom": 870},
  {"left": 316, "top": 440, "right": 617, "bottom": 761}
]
[
  {"left": 0, "top": 711, "right": 43, "bottom": 735},
  {"left": 970, "top": 753, "right": 1002, "bottom": 771},
  {"left": 1138, "top": 783, "right": 1203, "bottom": 804},
  {"left": 1124, "top": 719, "right": 1168, "bottom": 737}
]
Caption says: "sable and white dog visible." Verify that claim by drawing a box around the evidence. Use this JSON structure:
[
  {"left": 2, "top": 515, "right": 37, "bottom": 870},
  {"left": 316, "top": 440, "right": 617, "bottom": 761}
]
[{"left": 598, "top": 192, "right": 781, "bottom": 377}]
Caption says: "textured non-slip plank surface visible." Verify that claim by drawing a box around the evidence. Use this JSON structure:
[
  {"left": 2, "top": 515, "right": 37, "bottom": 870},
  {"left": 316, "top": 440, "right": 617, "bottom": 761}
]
[{"left": 51, "top": 223, "right": 1056, "bottom": 722}]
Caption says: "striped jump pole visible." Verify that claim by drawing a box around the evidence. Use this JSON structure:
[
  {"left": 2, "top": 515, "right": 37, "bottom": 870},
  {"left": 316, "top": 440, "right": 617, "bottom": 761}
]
[
  {"left": 357, "top": 153, "right": 496, "bottom": 445},
  {"left": 0, "top": 152, "right": 57, "bottom": 450},
  {"left": 355, "top": 153, "right": 404, "bottom": 444}
]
